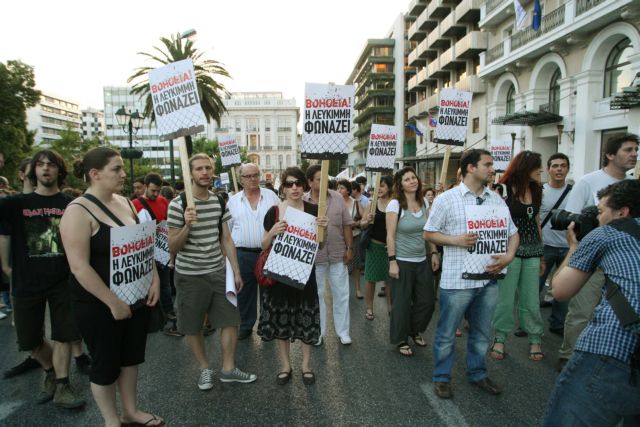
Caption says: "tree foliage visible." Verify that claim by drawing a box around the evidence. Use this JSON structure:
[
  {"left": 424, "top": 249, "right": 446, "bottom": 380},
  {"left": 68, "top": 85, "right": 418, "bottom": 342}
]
[
  {"left": 0, "top": 60, "right": 41, "bottom": 188},
  {"left": 127, "top": 33, "right": 232, "bottom": 155}
]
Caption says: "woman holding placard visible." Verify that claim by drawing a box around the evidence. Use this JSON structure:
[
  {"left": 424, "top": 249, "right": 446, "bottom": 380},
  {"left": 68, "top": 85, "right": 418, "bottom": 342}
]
[
  {"left": 336, "top": 179, "right": 365, "bottom": 299},
  {"left": 491, "top": 151, "right": 545, "bottom": 362},
  {"left": 258, "top": 167, "right": 328, "bottom": 386},
  {"left": 360, "top": 175, "right": 393, "bottom": 319},
  {"left": 61, "top": 147, "right": 163, "bottom": 427},
  {"left": 386, "top": 167, "right": 439, "bottom": 357}
]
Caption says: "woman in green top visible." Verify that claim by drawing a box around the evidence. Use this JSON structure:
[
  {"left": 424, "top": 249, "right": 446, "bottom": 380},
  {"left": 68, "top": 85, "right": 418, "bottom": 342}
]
[
  {"left": 491, "top": 151, "right": 546, "bottom": 362},
  {"left": 386, "top": 167, "right": 439, "bottom": 357}
]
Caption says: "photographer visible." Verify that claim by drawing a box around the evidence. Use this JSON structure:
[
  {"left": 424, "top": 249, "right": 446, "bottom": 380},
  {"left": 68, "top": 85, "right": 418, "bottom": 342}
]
[
  {"left": 557, "top": 133, "right": 638, "bottom": 370},
  {"left": 542, "top": 180, "right": 640, "bottom": 426}
]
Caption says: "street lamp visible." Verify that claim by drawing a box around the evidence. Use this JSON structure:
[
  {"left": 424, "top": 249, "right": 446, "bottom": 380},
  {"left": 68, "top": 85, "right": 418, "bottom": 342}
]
[{"left": 115, "top": 106, "right": 144, "bottom": 194}]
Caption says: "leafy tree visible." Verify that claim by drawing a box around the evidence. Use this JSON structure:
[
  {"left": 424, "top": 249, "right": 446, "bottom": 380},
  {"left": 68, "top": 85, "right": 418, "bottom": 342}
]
[
  {"left": 0, "top": 60, "right": 41, "bottom": 188},
  {"left": 127, "top": 33, "right": 231, "bottom": 156}
]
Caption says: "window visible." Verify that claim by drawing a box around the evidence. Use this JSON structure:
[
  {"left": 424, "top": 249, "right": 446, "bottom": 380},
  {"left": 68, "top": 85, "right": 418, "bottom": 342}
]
[
  {"left": 235, "top": 119, "right": 241, "bottom": 131},
  {"left": 277, "top": 117, "right": 291, "bottom": 132},
  {"left": 266, "top": 155, "right": 271, "bottom": 167},
  {"left": 604, "top": 38, "right": 634, "bottom": 97},
  {"left": 472, "top": 117, "right": 480, "bottom": 133},
  {"left": 506, "top": 84, "right": 515, "bottom": 114},
  {"left": 549, "top": 68, "right": 561, "bottom": 114},
  {"left": 247, "top": 118, "right": 258, "bottom": 132},
  {"left": 264, "top": 118, "right": 270, "bottom": 131},
  {"left": 286, "top": 155, "right": 292, "bottom": 166}
]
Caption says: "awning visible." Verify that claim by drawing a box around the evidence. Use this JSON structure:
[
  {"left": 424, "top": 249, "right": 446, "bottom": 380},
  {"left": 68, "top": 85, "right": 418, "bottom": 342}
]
[{"left": 492, "top": 110, "right": 562, "bottom": 126}]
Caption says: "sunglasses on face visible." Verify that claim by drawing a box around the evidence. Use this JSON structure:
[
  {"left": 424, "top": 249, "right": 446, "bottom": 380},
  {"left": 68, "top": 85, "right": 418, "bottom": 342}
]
[{"left": 283, "top": 180, "right": 303, "bottom": 188}]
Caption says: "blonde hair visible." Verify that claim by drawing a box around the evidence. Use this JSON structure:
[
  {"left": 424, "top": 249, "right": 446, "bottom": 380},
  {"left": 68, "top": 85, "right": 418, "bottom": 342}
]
[{"left": 188, "top": 153, "right": 214, "bottom": 172}]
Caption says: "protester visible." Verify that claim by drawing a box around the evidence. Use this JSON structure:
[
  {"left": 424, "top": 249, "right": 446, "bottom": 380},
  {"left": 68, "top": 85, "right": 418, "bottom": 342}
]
[
  {"left": 351, "top": 181, "right": 369, "bottom": 209},
  {"left": 491, "top": 151, "right": 545, "bottom": 362},
  {"left": 355, "top": 175, "right": 370, "bottom": 197},
  {"left": 167, "top": 153, "right": 256, "bottom": 390},
  {"left": 228, "top": 163, "right": 279, "bottom": 340},
  {"left": 424, "top": 149, "right": 519, "bottom": 399},
  {"left": 557, "top": 133, "right": 638, "bottom": 371},
  {"left": 0, "top": 150, "right": 85, "bottom": 409},
  {"left": 258, "top": 167, "right": 328, "bottom": 385},
  {"left": 336, "top": 179, "right": 365, "bottom": 300},
  {"left": 304, "top": 164, "right": 354, "bottom": 346},
  {"left": 423, "top": 187, "right": 435, "bottom": 209},
  {"left": 360, "top": 175, "right": 393, "bottom": 319},
  {"left": 542, "top": 180, "right": 640, "bottom": 426},
  {"left": 61, "top": 147, "right": 162, "bottom": 425},
  {"left": 386, "top": 167, "right": 438, "bottom": 356},
  {"left": 538, "top": 153, "right": 572, "bottom": 335},
  {"left": 131, "top": 177, "right": 145, "bottom": 199}
]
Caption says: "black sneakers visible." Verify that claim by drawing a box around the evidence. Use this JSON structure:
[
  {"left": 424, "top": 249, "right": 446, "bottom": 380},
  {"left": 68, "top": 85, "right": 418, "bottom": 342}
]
[{"left": 3, "top": 357, "right": 40, "bottom": 379}]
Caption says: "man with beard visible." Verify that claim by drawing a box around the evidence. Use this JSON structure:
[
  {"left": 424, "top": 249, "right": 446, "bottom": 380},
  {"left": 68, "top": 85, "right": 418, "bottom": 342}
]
[{"left": 0, "top": 150, "right": 85, "bottom": 409}]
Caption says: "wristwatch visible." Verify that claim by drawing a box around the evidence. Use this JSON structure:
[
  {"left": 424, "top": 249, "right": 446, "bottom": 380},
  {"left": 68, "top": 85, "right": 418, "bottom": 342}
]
[{"left": 388, "top": 255, "right": 397, "bottom": 262}]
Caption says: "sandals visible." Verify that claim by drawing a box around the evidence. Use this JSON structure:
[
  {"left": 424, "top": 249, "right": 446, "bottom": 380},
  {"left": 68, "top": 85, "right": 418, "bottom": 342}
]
[
  {"left": 121, "top": 414, "right": 164, "bottom": 427},
  {"left": 365, "top": 310, "right": 375, "bottom": 321},
  {"left": 411, "top": 334, "right": 427, "bottom": 347},
  {"left": 276, "top": 369, "right": 292, "bottom": 385},
  {"left": 529, "top": 345, "right": 545, "bottom": 361},
  {"left": 489, "top": 340, "right": 506, "bottom": 361},
  {"left": 355, "top": 291, "right": 364, "bottom": 300},
  {"left": 302, "top": 371, "right": 316, "bottom": 385},
  {"left": 397, "top": 342, "right": 413, "bottom": 357}
]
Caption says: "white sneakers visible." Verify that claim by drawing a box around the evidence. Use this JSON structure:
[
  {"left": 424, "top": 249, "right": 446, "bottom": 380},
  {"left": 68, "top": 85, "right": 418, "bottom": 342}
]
[{"left": 198, "top": 368, "right": 214, "bottom": 391}]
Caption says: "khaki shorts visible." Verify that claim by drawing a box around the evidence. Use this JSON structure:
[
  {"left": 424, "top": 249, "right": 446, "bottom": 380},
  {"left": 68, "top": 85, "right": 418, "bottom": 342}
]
[{"left": 175, "top": 270, "right": 240, "bottom": 335}]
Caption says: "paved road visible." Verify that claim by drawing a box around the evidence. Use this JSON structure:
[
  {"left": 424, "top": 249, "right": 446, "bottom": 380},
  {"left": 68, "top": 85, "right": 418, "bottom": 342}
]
[{"left": 0, "top": 280, "right": 563, "bottom": 426}]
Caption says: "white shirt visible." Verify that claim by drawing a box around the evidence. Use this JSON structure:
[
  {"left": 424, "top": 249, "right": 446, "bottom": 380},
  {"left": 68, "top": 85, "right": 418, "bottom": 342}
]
[
  {"left": 227, "top": 188, "right": 280, "bottom": 248},
  {"left": 565, "top": 169, "right": 629, "bottom": 214},
  {"left": 424, "top": 182, "right": 518, "bottom": 290}
]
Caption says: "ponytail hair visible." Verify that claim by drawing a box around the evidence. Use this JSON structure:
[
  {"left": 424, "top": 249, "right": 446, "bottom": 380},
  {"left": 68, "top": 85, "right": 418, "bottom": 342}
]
[{"left": 74, "top": 147, "right": 120, "bottom": 183}]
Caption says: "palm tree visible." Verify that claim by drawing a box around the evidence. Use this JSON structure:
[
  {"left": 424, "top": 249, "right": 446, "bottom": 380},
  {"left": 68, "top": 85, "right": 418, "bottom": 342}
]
[{"left": 127, "top": 32, "right": 231, "bottom": 155}]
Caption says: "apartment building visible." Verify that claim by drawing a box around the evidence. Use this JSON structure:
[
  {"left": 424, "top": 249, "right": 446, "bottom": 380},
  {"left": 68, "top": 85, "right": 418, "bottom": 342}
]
[
  {"left": 207, "top": 92, "right": 299, "bottom": 183},
  {"left": 27, "top": 92, "right": 82, "bottom": 145},
  {"left": 479, "top": 0, "right": 640, "bottom": 179},
  {"left": 81, "top": 107, "right": 106, "bottom": 142}
]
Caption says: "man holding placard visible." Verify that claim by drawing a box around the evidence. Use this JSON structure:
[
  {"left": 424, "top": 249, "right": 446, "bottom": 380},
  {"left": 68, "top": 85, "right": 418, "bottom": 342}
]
[
  {"left": 227, "top": 163, "right": 279, "bottom": 340},
  {"left": 168, "top": 154, "right": 256, "bottom": 390},
  {"left": 424, "top": 149, "right": 519, "bottom": 399}
]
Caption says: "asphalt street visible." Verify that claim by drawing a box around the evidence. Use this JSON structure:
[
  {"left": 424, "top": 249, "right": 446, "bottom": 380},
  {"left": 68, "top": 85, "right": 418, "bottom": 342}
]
[{"left": 0, "top": 279, "right": 563, "bottom": 426}]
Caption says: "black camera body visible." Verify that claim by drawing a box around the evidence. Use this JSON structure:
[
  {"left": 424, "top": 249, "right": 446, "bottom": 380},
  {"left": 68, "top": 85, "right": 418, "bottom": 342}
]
[{"left": 550, "top": 206, "right": 599, "bottom": 241}]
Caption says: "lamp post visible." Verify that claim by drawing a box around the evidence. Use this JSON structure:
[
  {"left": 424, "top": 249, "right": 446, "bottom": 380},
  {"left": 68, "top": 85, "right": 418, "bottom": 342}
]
[{"left": 115, "top": 106, "right": 145, "bottom": 194}]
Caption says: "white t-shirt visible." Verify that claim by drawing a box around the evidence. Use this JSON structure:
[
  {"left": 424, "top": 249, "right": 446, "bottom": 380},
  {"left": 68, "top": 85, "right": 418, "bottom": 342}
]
[
  {"left": 540, "top": 183, "right": 571, "bottom": 248},
  {"left": 565, "top": 169, "right": 628, "bottom": 214}
]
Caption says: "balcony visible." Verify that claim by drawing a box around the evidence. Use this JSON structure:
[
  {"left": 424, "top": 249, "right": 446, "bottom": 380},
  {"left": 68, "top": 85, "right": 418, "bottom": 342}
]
[
  {"left": 416, "top": 67, "right": 433, "bottom": 85},
  {"left": 576, "top": 0, "right": 607, "bottom": 16},
  {"left": 354, "top": 105, "right": 395, "bottom": 124},
  {"left": 511, "top": 5, "right": 565, "bottom": 50},
  {"left": 428, "top": 93, "right": 440, "bottom": 110},
  {"left": 409, "top": 74, "right": 419, "bottom": 91},
  {"left": 409, "top": 49, "right": 425, "bottom": 67},
  {"left": 441, "top": 11, "right": 467, "bottom": 38},
  {"left": 427, "top": 0, "right": 452, "bottom": 19},
  {"left": 427, "top": 27, "right": 451, "bottom": 50},
  {"left": 417, "top": 38, "right": 437, "bottom": 60},
  {"left": 455, "top": 31, "right": 488, "bottom": 58},
  {"left": 417, "top": 6, "right": 438, "bottom": 32},
  {"left": 440, "top": 46, "right": 465, "bottom": 70},
  {"left": 427, "top": 58, "right": 450, "bottom": 79},
  {"left": 456, "top": 0, "right": 482, "bottom": 23},
  {"left": 484, "top": 42, "right": 504, "bottom": 65},
  {"left": 454, "top": 75, "right": 486, "bottom": 93},
  {"left": 479, "top": 0, "right": 512, "bottom": 29},
  {"left": 408, "top": 0, "right": 427, "bottom": 16},
  {"left": 408, "top": 99, "right": 429, "bottom": 118},
  {"left": 408, "top": 21, "right": 426, "bottom": 41}
]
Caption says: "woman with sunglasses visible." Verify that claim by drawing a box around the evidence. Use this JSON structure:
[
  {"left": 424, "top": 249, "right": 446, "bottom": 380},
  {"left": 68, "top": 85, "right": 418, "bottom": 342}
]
[
  {"left": 258, "top": 167, "right": 328, "bottom": 386},
  {"left": 386, "top": 167, "right": 439, "bottom": 357},
  {"left": 491, "top": 151, "right": 545, "bottom": 362}
]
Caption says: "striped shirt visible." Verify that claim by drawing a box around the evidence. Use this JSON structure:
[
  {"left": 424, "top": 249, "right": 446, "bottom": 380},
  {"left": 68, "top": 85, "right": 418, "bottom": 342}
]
[
  {"left": 570, "top": 218, "right": 640, "bottom": 363},
  {"left": 227, "top": 188, "right": 280, "bottom": 249},
  {"left": 167, "top": 192, "right": 231, "bottom": 275},
  {"left": 424, "top": 183, "right": 518, "bottom": 290}
]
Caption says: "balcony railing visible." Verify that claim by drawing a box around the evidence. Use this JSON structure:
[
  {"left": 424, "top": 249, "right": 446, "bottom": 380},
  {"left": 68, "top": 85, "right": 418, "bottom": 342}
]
[
  {"left": 485, "top": 42, "right": 504, "bottom": 65},
  {"left": 486, "top": 0, "right": 505, "bottom": 14},
  {"left": 576, "top": 0, "right": 607, "bottom": 16},
  {"left": 511, "top": 5, "right": 565, "bottom": 50}
]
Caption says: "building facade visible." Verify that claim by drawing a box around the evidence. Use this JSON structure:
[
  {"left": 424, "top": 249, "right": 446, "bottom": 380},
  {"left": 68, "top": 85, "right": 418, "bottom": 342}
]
[
  {"left": 27, "top": 92, "right": 82, "bottom": 145},
  {"left": 207, "top": 92, "right": 299, "bottom": 183},
  {"left": 81, "top": 107, "right": 106, "bottom": 142},
  {"left": 479, "top": 0, "right": 640, "bottom": 180}
]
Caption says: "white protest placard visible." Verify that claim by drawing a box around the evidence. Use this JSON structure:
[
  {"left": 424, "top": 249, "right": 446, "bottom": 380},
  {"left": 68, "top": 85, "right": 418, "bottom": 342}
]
[
  {"left": 154, "top": 221, "right": 170, "bottom": 265},
  {"left": 220, "top": 172, "right": 230, "bottom": 185},
  {"left": 219, "top": 134, "right": 241, "bottom": 167},
  {"left": 264, "top": 207, "right": 319, "bottom": 289},
  {"left": 434, "top": 88, "right": 473, "bottom": 146},
  {"left": 365, "top": 124, "right": 398, "bottom": 172},
  {"left": 462, "top": 205, "right": 511, "bottom": 280},
  {"left": 110, "top": 221, "right": 156, "bottom": 305},
  {"left": 148, "top": 58, "right": 206, "bottom": 142},
  {"left": 225, "top": 258, "right": 237, "bottom": 307},
  {"left": 490, "top": 139, "right": 513, "bottom": 172},
  {"left": 301, "top": 83, "right": 355, "bottom": 160}
]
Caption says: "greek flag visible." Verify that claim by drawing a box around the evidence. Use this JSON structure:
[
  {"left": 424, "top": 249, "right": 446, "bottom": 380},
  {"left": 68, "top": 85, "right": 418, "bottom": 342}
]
[{"left": 513, "top": 0, "right": 527, "bottom": 31}]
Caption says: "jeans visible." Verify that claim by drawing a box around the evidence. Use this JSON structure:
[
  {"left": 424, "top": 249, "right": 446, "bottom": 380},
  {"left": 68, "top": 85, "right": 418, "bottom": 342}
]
[
  {"left": 236, "top": 249, "right": 259, "bottom": 332},
  {"left": 539, "top": 245, "right": 569, "bottom": 329},
  {"left": 315, "top": 262, "right": 350, "bottom": 339},
  {"left": 433, "top": 281, "right": 498, "bottom": 383},
  {"left": 157, "top": 262, "right": 173, "bottom": 315},
  {"left": 542, "top": 351, "right": 640, "bottom": 426}
]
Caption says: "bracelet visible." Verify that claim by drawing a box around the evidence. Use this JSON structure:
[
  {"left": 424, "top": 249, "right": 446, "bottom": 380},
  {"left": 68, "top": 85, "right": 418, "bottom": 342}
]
[{"left": 388, "top": 255, "right": 397, "bottom": 262}]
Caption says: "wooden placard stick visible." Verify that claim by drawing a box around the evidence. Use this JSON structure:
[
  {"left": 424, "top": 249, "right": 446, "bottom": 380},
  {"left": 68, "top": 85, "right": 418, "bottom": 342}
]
[
  {"left": 317, "top": 160, "right": 330, "bottom": 242},
  {"left": 439, "top": 145, "right": 452, "bottom": 189},
  {"left": 230, "top": 165, "right": 239, "bottom": 193},
  {"left": 369, "top": 172, "right": 381, "bottom": 218},
  {"left": 178, "top": 136, "right": 197, "bottom": 223}
]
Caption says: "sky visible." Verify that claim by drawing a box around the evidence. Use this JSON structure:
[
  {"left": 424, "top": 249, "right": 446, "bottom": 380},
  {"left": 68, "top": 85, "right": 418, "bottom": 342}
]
[{"left": 2, "top": 0, "right": 405, "bottom": 110}]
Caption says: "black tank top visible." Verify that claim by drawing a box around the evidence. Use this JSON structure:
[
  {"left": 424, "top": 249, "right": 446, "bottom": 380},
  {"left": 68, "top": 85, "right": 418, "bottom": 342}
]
[{"left": 371, "top": 205, "right": 388, "bottom": 243}]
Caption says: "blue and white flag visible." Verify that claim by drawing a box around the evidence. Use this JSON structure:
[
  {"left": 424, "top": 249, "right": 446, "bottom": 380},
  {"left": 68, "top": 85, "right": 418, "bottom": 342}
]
[{"left": 513, "top": 0, "right": 527, "bottom": 31}]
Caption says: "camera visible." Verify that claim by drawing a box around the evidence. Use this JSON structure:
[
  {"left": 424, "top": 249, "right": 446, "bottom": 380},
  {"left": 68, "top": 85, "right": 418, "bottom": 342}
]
[{"left": 550, "top": 206, "right": 599, "bottom": 241}]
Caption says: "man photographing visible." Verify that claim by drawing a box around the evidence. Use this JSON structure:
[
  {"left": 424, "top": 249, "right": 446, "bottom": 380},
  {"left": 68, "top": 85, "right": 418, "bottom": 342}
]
[{"left": 542, "top": 179, "right": 640, "bottom": 426}]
